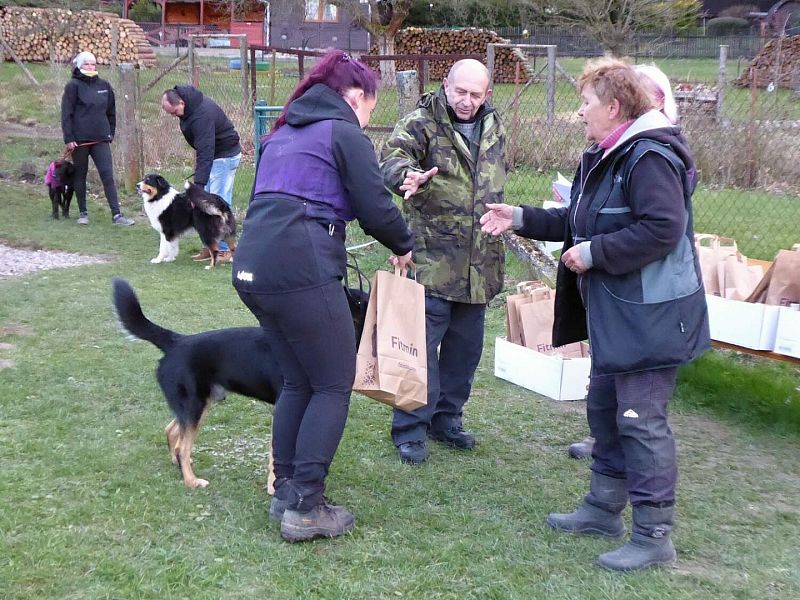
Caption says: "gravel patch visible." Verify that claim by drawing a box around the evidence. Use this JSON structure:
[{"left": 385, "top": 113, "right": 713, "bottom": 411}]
[{"left": 0, "top": 243, "right": 109, "bottom": 279}]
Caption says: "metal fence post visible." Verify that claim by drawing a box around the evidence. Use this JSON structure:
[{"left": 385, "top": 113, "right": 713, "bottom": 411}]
[
  {"left": 487, "top": 43, "right": 496, "bottom": 89},
  {"left": 111, "top": 24, "right": 119, "bottom": 69},
  {"left": 239, "top": 35, "right": 248, "bottom": 113},
  {"left": 117, "top": 63, "right": 142, "bottom": 192},
  {"left": 298, "top": 51, "right": 305, "bottom": 81},
  {"left": 250, "top": 45, "right": 257, "bottom": 106},
  {"left": 546, "top": 45, "right": 556, "bottom": 124},
  {"left": 188, "top": 37, "right": 199, "bottom": 87},
  {"left": 188, "top": 36, "right": 195, "bottom": 82},
  {"left": 717, "top": 45, "right": 728, "bottom": 120}
]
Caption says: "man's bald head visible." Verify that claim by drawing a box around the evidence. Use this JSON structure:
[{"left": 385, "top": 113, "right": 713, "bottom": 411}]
[
  {"left": 444, "top": 59, "right": 491, "bottom": 121},
  {"left": 447, "top": 59, "right": 490, "bottom": 85}
]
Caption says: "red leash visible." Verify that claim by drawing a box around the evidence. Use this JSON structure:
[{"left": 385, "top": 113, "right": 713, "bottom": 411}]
[{"left": 62, "top": 140, "right": 102, "bottom": 160}]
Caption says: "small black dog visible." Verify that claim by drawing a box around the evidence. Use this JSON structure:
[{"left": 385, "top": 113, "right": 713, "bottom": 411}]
[
  {"left": 45, "top": 159, "right": 75, "bottom": 219},
  {"left": 112, "top": 277, "right": 369, "bottom": 488}
]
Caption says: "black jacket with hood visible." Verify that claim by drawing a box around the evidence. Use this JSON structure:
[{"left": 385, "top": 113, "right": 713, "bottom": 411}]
[
  {"left": 171, "top": 85, "right": 241, "bottom": 186},
  {"left": 61, "top": 67, "right": 116, "bottom": 144},
  {"left": 233, "top": 83, "right": 414, "bottom": 295},
  {"left": 515, "top": 110, "right": 710, "bottom": 374}
]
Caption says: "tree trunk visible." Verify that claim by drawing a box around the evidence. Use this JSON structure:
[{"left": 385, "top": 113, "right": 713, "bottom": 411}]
[{"left": 376, "top": 33, "right": 396, "bottom": 85}]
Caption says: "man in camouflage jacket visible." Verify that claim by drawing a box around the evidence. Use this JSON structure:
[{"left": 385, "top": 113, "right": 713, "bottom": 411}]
[{"left": 380, "top": 59, "right": 507, "bottom": 465}]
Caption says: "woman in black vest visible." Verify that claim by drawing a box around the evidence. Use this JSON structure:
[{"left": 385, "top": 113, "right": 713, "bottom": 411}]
[{"left": 481, "top": 58, "right": 709, "bottom": 572}]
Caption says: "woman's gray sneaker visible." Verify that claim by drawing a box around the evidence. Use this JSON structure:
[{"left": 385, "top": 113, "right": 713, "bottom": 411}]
[
  {"left": 113, "top": 214, "right": 135, "bottom": 226},
  {"left": 77, "top": 213, "right": 89, "bottom": 225}
]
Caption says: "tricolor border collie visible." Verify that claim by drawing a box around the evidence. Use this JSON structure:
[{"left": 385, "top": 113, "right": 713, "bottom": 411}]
[
  {"left": 136, "top": 174, "right": 237, "bottom": 269},
  {"left": 112, "top": 277, "right": 370, "bottom": 489}
]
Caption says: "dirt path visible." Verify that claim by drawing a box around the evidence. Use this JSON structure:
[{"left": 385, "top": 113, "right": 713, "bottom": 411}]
[
  {"left": 0, "top": 121, "right": 61, "bottom": 140},
  {"left": 0, "top": 242, "right": 109, "bottom": 279}
]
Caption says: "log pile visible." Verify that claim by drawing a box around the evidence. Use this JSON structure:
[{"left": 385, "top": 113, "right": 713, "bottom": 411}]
[
  {"left": 734, "top": 35, "right": 800, "bottom": 89},
  {"left": 0, "top": 7, "right": 156, "bottom": 68},
  {"left": 374, "top": 27, "right": 534, "bottom": 84}
]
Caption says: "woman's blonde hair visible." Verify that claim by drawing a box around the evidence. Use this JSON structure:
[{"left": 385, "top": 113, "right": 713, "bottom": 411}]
[{"left": 578, "top": 57, "right": 653, "bottom": 122}]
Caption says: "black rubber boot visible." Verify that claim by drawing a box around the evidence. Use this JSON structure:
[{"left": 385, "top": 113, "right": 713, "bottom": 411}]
[
  {"left": 596, "top": 504, "right": 676, "bottom": 571},
  {"left": 546, "top": 472, "right": 627, "bottom": 537},
  {"left": 280, "top": 499, "right": 355, "bottom": 542}
]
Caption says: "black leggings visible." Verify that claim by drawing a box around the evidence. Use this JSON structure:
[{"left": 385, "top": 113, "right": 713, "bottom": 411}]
[
  {"left": 71, "top": 142, "right": 121, "bottom": 216},
  {"left": 238, "top": 280, "right": 356, "bottom": 510}
]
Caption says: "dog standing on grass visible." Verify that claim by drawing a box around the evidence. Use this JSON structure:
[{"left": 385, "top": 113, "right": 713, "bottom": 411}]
[
  {"left": 112, "top": 277, "right": 369, "bottom": 489},
  {"left": 45, "top": 159, "right": 75, "bottom": 219},
  {"left": 136, "top": 174, "right": 237, "bottom": 269}
]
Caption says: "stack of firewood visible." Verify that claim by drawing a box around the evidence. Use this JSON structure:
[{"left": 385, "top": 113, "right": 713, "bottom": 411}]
[
  {"left": 735, "top": 35, "right": 800, "bottom": 89},
  {"left": 373, "top": 27, "right": 533, "bottom": 83},
  {"left": 0, "top": 7, "right": 156, "bottom": 68}
]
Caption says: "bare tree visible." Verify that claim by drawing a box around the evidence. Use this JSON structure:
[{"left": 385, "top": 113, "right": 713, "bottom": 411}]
[
  {"left": 333, "top": 0, "right": 412, "bottom": 81},
  {"left": 524, "top": 0, "right": 700, "bottom": 57}
]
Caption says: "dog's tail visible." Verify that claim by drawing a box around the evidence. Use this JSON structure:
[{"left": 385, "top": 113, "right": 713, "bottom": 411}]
[{"left": 112, "top": 278, "right": 181, "bottom": 353}]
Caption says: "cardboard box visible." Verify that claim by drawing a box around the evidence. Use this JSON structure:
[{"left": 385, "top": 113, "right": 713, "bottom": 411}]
[
  {"left": 494, "top": 337, "right": 591, "bottom": 401},
  {"left": 705, "top": 294, "right": 780, "bottom": 350},
  {"left": 774, "top": 307, "right": 800, "bottom": 359}
]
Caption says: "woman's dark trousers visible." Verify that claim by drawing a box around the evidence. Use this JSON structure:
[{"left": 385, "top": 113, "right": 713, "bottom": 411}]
[
  {"left": 238, "top": 280, "right": 356, "bottom": 510},
  {"left": 588, "top": 367, "right": 679, "bottom": 506},
  {"left": 71, "top": 142, "right": 121, "bottom": 216}
]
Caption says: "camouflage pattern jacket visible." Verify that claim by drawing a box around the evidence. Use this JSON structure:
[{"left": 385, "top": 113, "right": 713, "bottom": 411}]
[{"left": 380, "top": 87, "right": 507, "bottom": 304}]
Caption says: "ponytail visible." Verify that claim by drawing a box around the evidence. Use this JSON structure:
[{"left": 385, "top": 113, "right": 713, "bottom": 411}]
[{"left": 271, "top": 49, "right": 378, "bottom": 133}]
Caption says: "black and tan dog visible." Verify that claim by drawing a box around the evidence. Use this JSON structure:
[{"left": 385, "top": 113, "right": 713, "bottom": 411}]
[
  {"left": 137, "top": 174, "right": 237, "bottom": 269},
  {"left": 45, "top": 159, "right": 75, "bottom": 219},
  {"left": 112, "top": 277, "right": 369, "bottom": 488}
]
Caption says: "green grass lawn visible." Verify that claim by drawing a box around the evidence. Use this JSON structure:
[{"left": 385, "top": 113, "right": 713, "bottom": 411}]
[{"left": 1, "top": 178, "right": 799, "bottom": 598}]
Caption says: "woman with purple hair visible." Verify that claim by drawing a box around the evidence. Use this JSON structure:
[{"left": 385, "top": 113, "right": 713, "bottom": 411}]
[{"left": 232, "top": 49, "right": 414, "bottom": 542}]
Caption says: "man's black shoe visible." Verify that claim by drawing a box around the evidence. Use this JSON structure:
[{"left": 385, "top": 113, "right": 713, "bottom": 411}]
[
  {"left": 428, "top": 425, "right": 476, "bottom": 450},
  {"left": 397, "top": 440, "right": 429, "bottom": 465}
]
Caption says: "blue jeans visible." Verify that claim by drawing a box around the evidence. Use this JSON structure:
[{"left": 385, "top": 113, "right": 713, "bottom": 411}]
[
  {"left": 391, "top": 296, "right": 486, "bottom": 445},
  {"left": 205, "top": 153, "right": 241, "bottom": 251}
]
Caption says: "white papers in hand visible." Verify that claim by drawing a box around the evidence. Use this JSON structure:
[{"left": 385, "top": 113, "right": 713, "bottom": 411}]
[{"left": 552, "top": 172, "right": 573, "bottom": 206}]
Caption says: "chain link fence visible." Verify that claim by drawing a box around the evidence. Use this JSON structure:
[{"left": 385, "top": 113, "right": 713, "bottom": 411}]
[{"left": 38, "top": 35, "right": 797, "bottom": 261}]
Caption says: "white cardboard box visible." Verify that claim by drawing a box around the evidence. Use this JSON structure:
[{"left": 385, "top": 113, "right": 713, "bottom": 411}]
[
  {"left": 705, "top": 294, "right": 781, "bottom": 350},
  {"left": 774, "top": 307, "right": 800, "bottom": 359},
  {"left": 494, "top": 337, "right": 591, "bottom": 401}
]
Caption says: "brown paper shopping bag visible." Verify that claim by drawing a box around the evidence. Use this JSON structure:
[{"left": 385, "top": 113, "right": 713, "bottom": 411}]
[
  {"left": 353, "top": 269, "right": 428, "bottom": 412},
  {"left": 720, "top": 252, "right": 764, "bottom": 301},
  {"left": 505, "top": 280, "right": 550, "bottom": 345},
  {"left": 519, "top": 287, "right": 556, "bottom": 353},
  {"left": 695, "top": 234, "right": 738, "bottom": 296},
  {"left": 506, "top": 292, "right": 532, "bottom": 345},
  {"left": 518, "top": 286, "right": 585, "bottom": 356},
  {"left": 746, "top": 248, "right": 800, "bottom": 306}
]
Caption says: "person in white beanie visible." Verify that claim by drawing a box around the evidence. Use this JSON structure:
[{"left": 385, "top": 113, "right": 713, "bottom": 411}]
[
  {"left": 636, "top": 63, "right": 678, "bottom": 125},
  {"left": 61, "top": 51, "right": 134, "bottom": 226}
]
